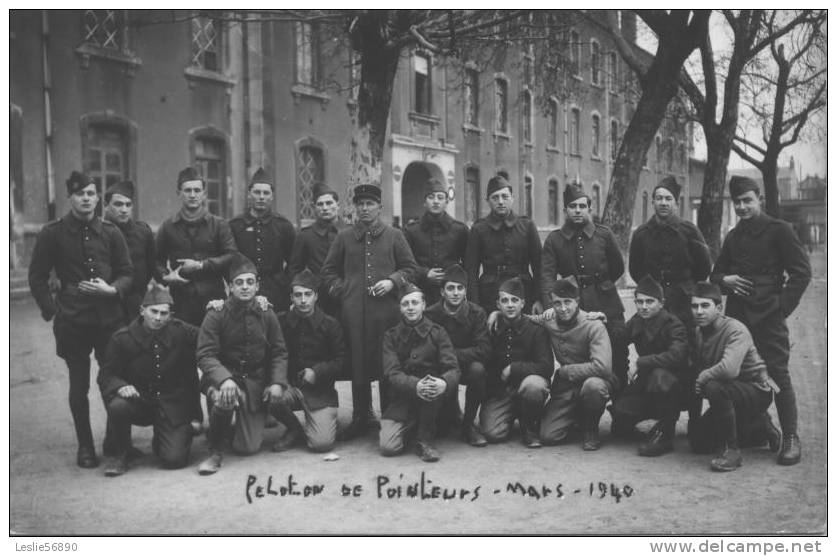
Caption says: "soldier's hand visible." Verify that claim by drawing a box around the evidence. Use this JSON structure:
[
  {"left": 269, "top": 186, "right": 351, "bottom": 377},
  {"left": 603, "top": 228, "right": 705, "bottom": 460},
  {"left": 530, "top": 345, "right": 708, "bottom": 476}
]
[
  {"left": 540, "top": 307, "right": 556, "bottom": 321},
  {"left": 219, "top": 379, "right": 240, "bottom": 409},
  {"left": 694, "top": 381, "right": 704, "bottom": 396},
  {"left": 177, "top": 258, "right": 203, "bottom": 273},
  {"left": 299, "top": 368, "right": 316, "bottom": 385},
  {"left": 117, "top": 385, "right": 140, "bottom": 399},
  {"left": 206, "top": 299, "right": 225, "bottom": 311},
  {"left": 255, "top": 295, "right": 271, "bottom": 312},
  {"left": 263, "top": 383, "right": 285, "bottom": 405},
  {"left": 487, "top": 310, "right": 501, "bottom": 332},
  {"left": 722, "top": 275, "right": 754, "bottom": 297},
  {"left": 416, "top": 377, "right": 434, "bottom": 401},
  {"left": 371, "top": 279, "right": 394, "bottom": 297},
  {"left": 427, "top": 268, "right": 445, "bottom": 284},
  {"left": 531, "top": 301, "right": 544, "bottom": 315},
  {"left": 424, "top": 377, "right": 447, "bottom": 400},
  {"left": 78, "top": 278, "right": 117, "bottom": 296},
  {"left": 500, "top": 365, "right": 511, "bottom": 382},
  {"left": 163, "top": 266, "right": 190, "bottom": 285},
  {"left": 586, "top": 311, "right": 607, "bottom": 322}
]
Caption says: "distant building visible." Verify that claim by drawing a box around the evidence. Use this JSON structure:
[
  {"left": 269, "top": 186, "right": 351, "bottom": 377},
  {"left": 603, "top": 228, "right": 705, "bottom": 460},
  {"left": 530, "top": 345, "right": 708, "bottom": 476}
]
[{"left": 782, "top": 174, "right": 826, "bottom": 247}]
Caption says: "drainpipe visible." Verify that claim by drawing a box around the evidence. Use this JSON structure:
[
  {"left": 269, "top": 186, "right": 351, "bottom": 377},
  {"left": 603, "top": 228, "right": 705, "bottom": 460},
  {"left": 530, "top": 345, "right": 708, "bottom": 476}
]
[{"left": 41, "top": 10, "right": 56, "bottom": 220}]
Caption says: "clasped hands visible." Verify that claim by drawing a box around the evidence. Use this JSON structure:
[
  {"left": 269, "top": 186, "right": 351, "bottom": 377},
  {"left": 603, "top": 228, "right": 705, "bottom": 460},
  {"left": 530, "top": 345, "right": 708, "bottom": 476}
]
[{"left": 416, "top": 375, "right": 446, "bottom": 402}]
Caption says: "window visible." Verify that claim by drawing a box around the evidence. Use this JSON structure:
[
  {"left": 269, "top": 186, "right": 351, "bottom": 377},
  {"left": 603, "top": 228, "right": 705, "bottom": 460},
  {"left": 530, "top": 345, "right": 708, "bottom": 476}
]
[
  {"left": 495, "top": 78, "right": 508, "bottom": 134},
  {"left": 592, "top": 184, "right": 601, "bottom": 219},
  {"left": 84, "top": 124, "right": 128, "bottom": 194},
  {"left": 570, "top": 30, "right": 581, "bottom": 77},
  {"left": 83, "top": 10, "right": 127, "bottom": 51},
  {"left": 522, "top": 90, "right": 533, "bottom": 144},
  {"left": 191, "top": 14, "right": 222, "bottom": 72},
  {"left": 617, "top": 10, "right": 622, "bottom": 30},
  {"left": 610, "top": 120, "right": 619, "bottom": 160},
  {"left": 295, "top": 22, "right": 321, "bottom": 87},
  {"left": 524, "top": 174, "right": 533, "bottom": 217},
  {"left": 591, "top": 40, "right": 601, "bottom": 85},
  {"left": 465, "top": 166, "right": 481, "bottom": 223},
  {"left": 296, "top": 145, "right": 325, "bottom": 225},
  {"left": 548, "top": 178, "right": 559, "bottom": 225},
  {"left": 608, "top": 51, "right": 618, "bottom": 91},
  {"left": 570, "top": 108, "right": 580, "bottom": 155},
  {"left": 413, "top": 53, "right": 432, "bottom": 114},
  {"left": 194, "top": 137, "right": 226, "bottom": 216},
  {"left": 348, "top": 49, "right": 360, "bottom": 100},
  {"left": 523, "top": 48, "right": 534, "bottom": 86},
  {"left": 592, "top": 114, "right": 601, "bottom": 157},
  {"left": 548, "top": 99, "right": 559, "bottom": 148},
  {"left": 464, "top": 68, "right": 480, "bottom": 126}
]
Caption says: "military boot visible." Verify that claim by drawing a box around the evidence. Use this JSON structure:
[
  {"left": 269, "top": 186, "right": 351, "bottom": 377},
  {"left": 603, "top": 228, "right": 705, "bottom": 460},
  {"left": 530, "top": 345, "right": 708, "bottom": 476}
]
[
  {"left": 103, "top": 453, "right": 128, "bottom": 477},
  {"left": 710, "top": 443, "right": 742, "bottom": 472},
  {"left": 778, "top": 432, "right": 801, "bottom": 466},
  {"left": 582, "top": 410, "right": 603, "bottom": 451},
  {"left": 197, "top": 451, "right": 223, "bottom": 475},
  {"left": 522, "top": 420, "right": 542, "bottom": 449},
  {"left": 638, "top": 419, "right": 674, "bottom": 457}
]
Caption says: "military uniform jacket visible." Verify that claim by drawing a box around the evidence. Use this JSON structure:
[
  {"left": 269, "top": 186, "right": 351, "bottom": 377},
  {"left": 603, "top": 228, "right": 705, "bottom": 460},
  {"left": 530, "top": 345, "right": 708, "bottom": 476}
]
[
  {"left": 155, "top": 211, "right": 237, "bottom": 298},
  {"left": 710, "top": 213, "right": 811, "bottom": 326},
  {"left": 28, "top": 213, "right": 133, "bottom": 325},
  {"left": 197, "top": 297, "right": 289, "bottom": 413},
  {"left": 404, "top": 212, "right": 469, "bottom": 302},
  {"left": 98, "top": 317, "right": 200, "bottom": 426},
  {"left": 540, "top": 220, "right": 625, "bottom": 320},
  {"left": 424, "top": 300, "right": 490, "bottom": 368},
  {"left": 487, "top": 316, "right": 552, "bottom": 395},
  {"left": 626, "top": 308, "right": 689, "bottom": 378},
  {"left": 382, "top": 317, "right": 460, "bottom": 421},
  {"left": 229, "top": 210, "right": 296, "bottom": 308},
  {"left": 277, "top": 307, "right": 346, "bottom": 410},
  {"left": 288, "top": 218, "right": 347, "bottom": 278},
  {"left": 541, "top": 310, "right": 615, "bottom": 394},
  {"left": 465, "top": 211, "right": 542, "bottom": 304},
  {"left": 107, "top": 217, "right": 161, "bottom": 310}
]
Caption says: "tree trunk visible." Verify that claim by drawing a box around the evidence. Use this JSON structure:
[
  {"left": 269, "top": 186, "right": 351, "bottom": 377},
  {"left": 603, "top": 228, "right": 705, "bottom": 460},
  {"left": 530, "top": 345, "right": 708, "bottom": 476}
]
[
  {"left": 761, "top": 157, "right": 781, "bottom": 217},
  {"left": 696, "top": 126, "right": 733, "bottom": 258}
]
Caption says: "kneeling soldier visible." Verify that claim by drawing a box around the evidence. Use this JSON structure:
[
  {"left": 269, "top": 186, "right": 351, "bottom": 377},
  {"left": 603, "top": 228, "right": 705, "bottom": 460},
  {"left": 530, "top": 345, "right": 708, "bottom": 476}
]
[
  {"left": 424, "top": 264, "right": 491, "bottom": 447},
  {"left": 98, "top": 285, "right": 201, "bottom": 476},
  {"left": 196, "top": 256, "right": 289, "bottom": 475},
  {"left": 380, "top": 283, "right": 459, "bottom": 462},
  {"left": 273, "top": 270, "right": 346, "bottom": 453},
  {"left": 609, "top": 276, "right": 690, "bottom": 456},
  {"left": 479, "top": 278, "right": 552, "bottom": 448},
  {"left": 538, "top": 278, "right": 615, "bottom": 450},
  {"left": 688, "top": 282, "right": 773, "bottom": 472}
]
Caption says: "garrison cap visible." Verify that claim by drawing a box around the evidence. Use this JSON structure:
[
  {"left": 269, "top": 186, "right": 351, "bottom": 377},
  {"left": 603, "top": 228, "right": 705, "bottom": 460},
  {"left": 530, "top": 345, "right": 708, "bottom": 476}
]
[
  {"left": 105, "top": 180, "right": 135, "bottom": 202},
  {"left": 442, "top": 264, "right": 468, "bottom": 287},
  {"left": 228, "top": 254, "right": 258, "bottom": 282},
  {"left": 653, "top": 175, "right": 682, "bottom": 201},
  {"left": 249, "top": 167, "right": 273, "bottom": 190},
  {"left": 424, "top": 177, "right": 448, "bottom": 197},
  {"left": 728, "top": 175, "right": 760, "bottom": 198},
  {"left": 398, "top": 281, "right": 424, "bottom": 301},
  {"left": 563, "top": 183, "right": 588, "bottom": 207},
  {"left": 66, "top": 171, "right": 96, "bottom": 196},
  {"left": 692, "top": 281, "right": 722, "bottom": 304},
  {"left": 142, "top": 284, "right": 174, "bottom": 307},
  {"left": 498, "top": 277, "right": 525, "bottom": 300},
  {"left": 291, "top": 269, "right": 321, "bottom": 291},
  {"left": 177, "top": 167, "right": 202, "bottom": 188},
  {"left": 486, "top": 175, "right": 512, "bottom": 198},
  {"left": 313, "top": 182, "right": 339, "bottom": 203},
  {"left": 551, "top": 276, "right": 580, "bottom": 299},
  {"left": 635, "top": 275, "right": 664, "bottom": 301},
  {"left": 352, "top": 183, "right": 382, "bottom": 204}
]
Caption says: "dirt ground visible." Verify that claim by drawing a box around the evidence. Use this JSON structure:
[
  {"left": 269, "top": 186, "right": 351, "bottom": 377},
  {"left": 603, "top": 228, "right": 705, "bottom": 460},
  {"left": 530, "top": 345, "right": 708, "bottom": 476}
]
[{"left": 8, "top": 250, "right": 828, "bottom": 535}]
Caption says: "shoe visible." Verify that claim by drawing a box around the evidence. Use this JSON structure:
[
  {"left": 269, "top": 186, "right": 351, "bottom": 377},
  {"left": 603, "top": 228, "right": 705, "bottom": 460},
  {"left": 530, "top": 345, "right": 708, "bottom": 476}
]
[
  {"left": 338, "top": 417, "right": 369, "bottom": 441},
  {"left": 77, "top": 445, "right": 99, "bottom": 469},
  {"left": 103, "top": 454, "right": 128, "bottom": 477},
  {"left": 638, "top": 427, "right": 673, "bottom": 457},
  {"left": 764, "top": 415, "right": 781, "bottom": 453},
  {"left": 710, "top": 445, "right": 742, "bottom": 472},
  {"left": 272, "top": 420, "right": 304, "bottom": 452},
  {"left": 415, "top": 441, "right": 440, "bottom": 462},
  {"left": 198, "top": 452, "right": 223, "bottom": 475},
  {"left": 522, "top": 426, "right": 542, "bottom": 449},
  {"left": 583, "top": 425, "right": 601, "bottom": 451},
  {"left": 777, "top": 433, "right": 801, "bottom": 466},
  {"left": 461, "top": 423, "right": 487, "bottom": 447}
]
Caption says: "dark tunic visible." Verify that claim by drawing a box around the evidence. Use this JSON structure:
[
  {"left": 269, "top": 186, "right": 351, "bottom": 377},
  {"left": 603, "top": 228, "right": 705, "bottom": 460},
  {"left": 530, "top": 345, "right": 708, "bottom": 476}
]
[
  {"left": 320, "top": 219, "right": 418, "bottom": 383},
  {"left": 629, "top": 214, "right": 712, "bottom": 325},
  {"left": 403, "top": 211, "right": 469, "bottom": 305},
  {"left": 627, "top": 308, "right": 690, "bottom": 379},
  {"left": 29, "top": 213, "right": 133, "bottom": 326},
  {"left": 277, "top": 307, "right": 346, "bottom": 411},
  {"left": 229, "top": 210, "right": 296, "bottom": 311},
  {"left": 424, "top": 300, "right": 491, "bottom": 369},
  {"left": 106, "top": 217, "right": 161, "bottom": 320},
  {"left": 486, "top": 316, "right": 552, "bottom": 395},
  {"left": 287, "top": 218, "right": 347, "bottom": 317},
  {"left": 382, "top": 317, "right": 460, "bottom": 421},
  {"left": 465, "top": 210, "right": 542, "bottom": 313},
  {"left": 98, "top": 317, "right": 201, "bottom": 426}
]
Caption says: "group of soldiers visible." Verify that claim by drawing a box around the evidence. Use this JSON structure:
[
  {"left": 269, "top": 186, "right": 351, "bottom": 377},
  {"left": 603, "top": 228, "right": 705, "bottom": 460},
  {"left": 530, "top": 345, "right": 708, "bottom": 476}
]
[{"left": 28, "top": 165, "right": 811, "bottom": 476}]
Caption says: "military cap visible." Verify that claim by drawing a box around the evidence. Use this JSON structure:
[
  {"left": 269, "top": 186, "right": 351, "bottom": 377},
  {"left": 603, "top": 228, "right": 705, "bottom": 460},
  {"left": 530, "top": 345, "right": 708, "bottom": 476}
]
[
  {"left": 635, "top": 275, "right": 664, "bottom": 301},
  {"left": 728, "top": 175, "right": 760, "bottom": 198},
  {"left": 66, "top": 171, "right": 96, "bottom": 196},
  {"left": 424, "top": 177, "right": 448, "bottom": 198},
  {"left": 177, "top": 167, "right": 203, "bottom": 188},
  {"left": 692, "top": 281, "right": 722, "bottom": 304},
  {"left": 442, "top": 264, "right": 468, "bottom": 287},
  {"left": 563, "top": 182, "right": 589, "bottom": 207},
  {"left": 105, "top": 180, "right": 135, "bottom": 202},
  {"left": 486, "top": 175, "right": 512, "bottom": 198},
  {"left": 551, "top": 276, "right": 580, "bottom": 299},
  {"left": 291, "top": 269, "right": 321, "bottom": 291},
  {"left": 498, "top": 277, "right": 525, "bottom": 300},
  {"left": 249, "top": 167, "right": 273, "bottom": 190},
  {"left": 228, "top": 254, "right": 258, "bottom": 282},
  {"left": 353, "top": 183, "right": 382, "bottom": 204},
  {"left": 653, "top": 175, "right": 682, "bottom": 201},
  {"left": 142, "top": 284, "right": 174, "bottom": 307},
  {"left": 398, "top": 281, "right": 424, "bottom": 301},
  {"left": 313, "top": 182, "right": 339, "bottom": 203}
]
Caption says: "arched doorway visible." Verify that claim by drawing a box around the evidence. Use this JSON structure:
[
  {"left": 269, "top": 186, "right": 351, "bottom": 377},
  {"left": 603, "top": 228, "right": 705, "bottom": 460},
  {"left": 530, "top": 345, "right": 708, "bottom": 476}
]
[{"left": 401, "top": 161, "right": 445, "bottom": 227}]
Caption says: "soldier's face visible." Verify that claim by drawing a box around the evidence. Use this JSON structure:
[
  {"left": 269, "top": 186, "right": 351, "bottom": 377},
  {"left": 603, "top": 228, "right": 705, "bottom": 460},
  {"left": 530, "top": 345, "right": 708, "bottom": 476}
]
[
  {"left": 230, "top": 273, "right": 259, "bottom": 301},
  {"left": 400, "top": 291, "right": 425, "bottom": 323},
  {"left": 248, "top": 183, "right": 274, "bottom": 213},
  {"left": 691, "top": 296, "right": 723, "bottom": 328},
  {"left": 69, "top": 184, "right": 99, "bottom": 217},
  {"left": 733, "top": 191, "right": 761, "bottom": 220},
  {"left": 635, "top": 293, "right": 663, "bottom": 320},
  {"left": 497, "top": 292, "right": 524, "bottom": 320},
  {"left": 179, "top": 179, "right": 206, "bottom": 211},
  {"left": 291, "top": 285, "right": 318, "bottom": 315},
  {"left": 441, "top": 282, "right": 466, "bottom": 308},
  {"left": 424, "top": 192, "right": 448, "bottom": 215},
  {"left": 565, "top": 198, "right": 592, "bottom": 225},
  {"left": 355, "top": 198, "right": 381, "bottom": 224},
  {"left": 652, "top": 188, "right": 677, "bottom": 219},
  {"left": 141, "top": 303, "right": 172, "bottom": 331},
  {"left": 550, "top": 294, "right": 579, "bottom": 322},
  {"left": 488, "top": 187, "right": 513, "bottom": 217},
  {"left": 315, "top": 193, "right": 339, "bottom": 221},
  {"left": 105, "top": 193, "right": 133, "bottom": 223}
]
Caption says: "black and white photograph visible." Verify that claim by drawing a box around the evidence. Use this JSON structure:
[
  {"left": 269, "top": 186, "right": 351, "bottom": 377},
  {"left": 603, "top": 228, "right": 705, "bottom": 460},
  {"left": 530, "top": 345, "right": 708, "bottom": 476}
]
[{"left": 6, "top": 8, "right": 828, "bottom": 541}]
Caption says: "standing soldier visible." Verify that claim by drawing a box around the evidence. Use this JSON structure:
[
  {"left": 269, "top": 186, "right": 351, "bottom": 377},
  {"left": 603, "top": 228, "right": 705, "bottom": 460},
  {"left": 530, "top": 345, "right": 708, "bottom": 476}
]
[
  {"left": 321, "top": 184, "right": 418, "bottom": 439},
  {"left": 540, "top": 183, "right": 629, "bottom": 390},
  {"left": 229, "top": 167, "right": 296, "bottom": 311},
  {"left": 403, "top": 178, "right": 469, "bottom": 306},
  {"left": 28, "top": 171, "right": 133, "bottom": 468},
  {"left": 629, "top": 175, "right": 712, "bottom": 326},
  {"left": 710, "top": 176, "right": 811, "bottom": 466},
  {"left": 465, "top": 175, "right": 542, "bottom": 315},
  {"left": 288, "top": 183, "right": 346, "bottom": 317},
  {"left": 102, "top": 180, "right": 161, "bottom": 320}
]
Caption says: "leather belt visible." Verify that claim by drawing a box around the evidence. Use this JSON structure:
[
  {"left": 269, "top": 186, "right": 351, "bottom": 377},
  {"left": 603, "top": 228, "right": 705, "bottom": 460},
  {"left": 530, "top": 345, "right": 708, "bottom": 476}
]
[
  {"left": 576, "top": 273, "right": 607, "bottom": 288},
  {"left": 484, "top": 264, "right": 526, "bottom": 275},
  {"left": 651, "top": 269, "right": 692, "bottom": 285}
]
